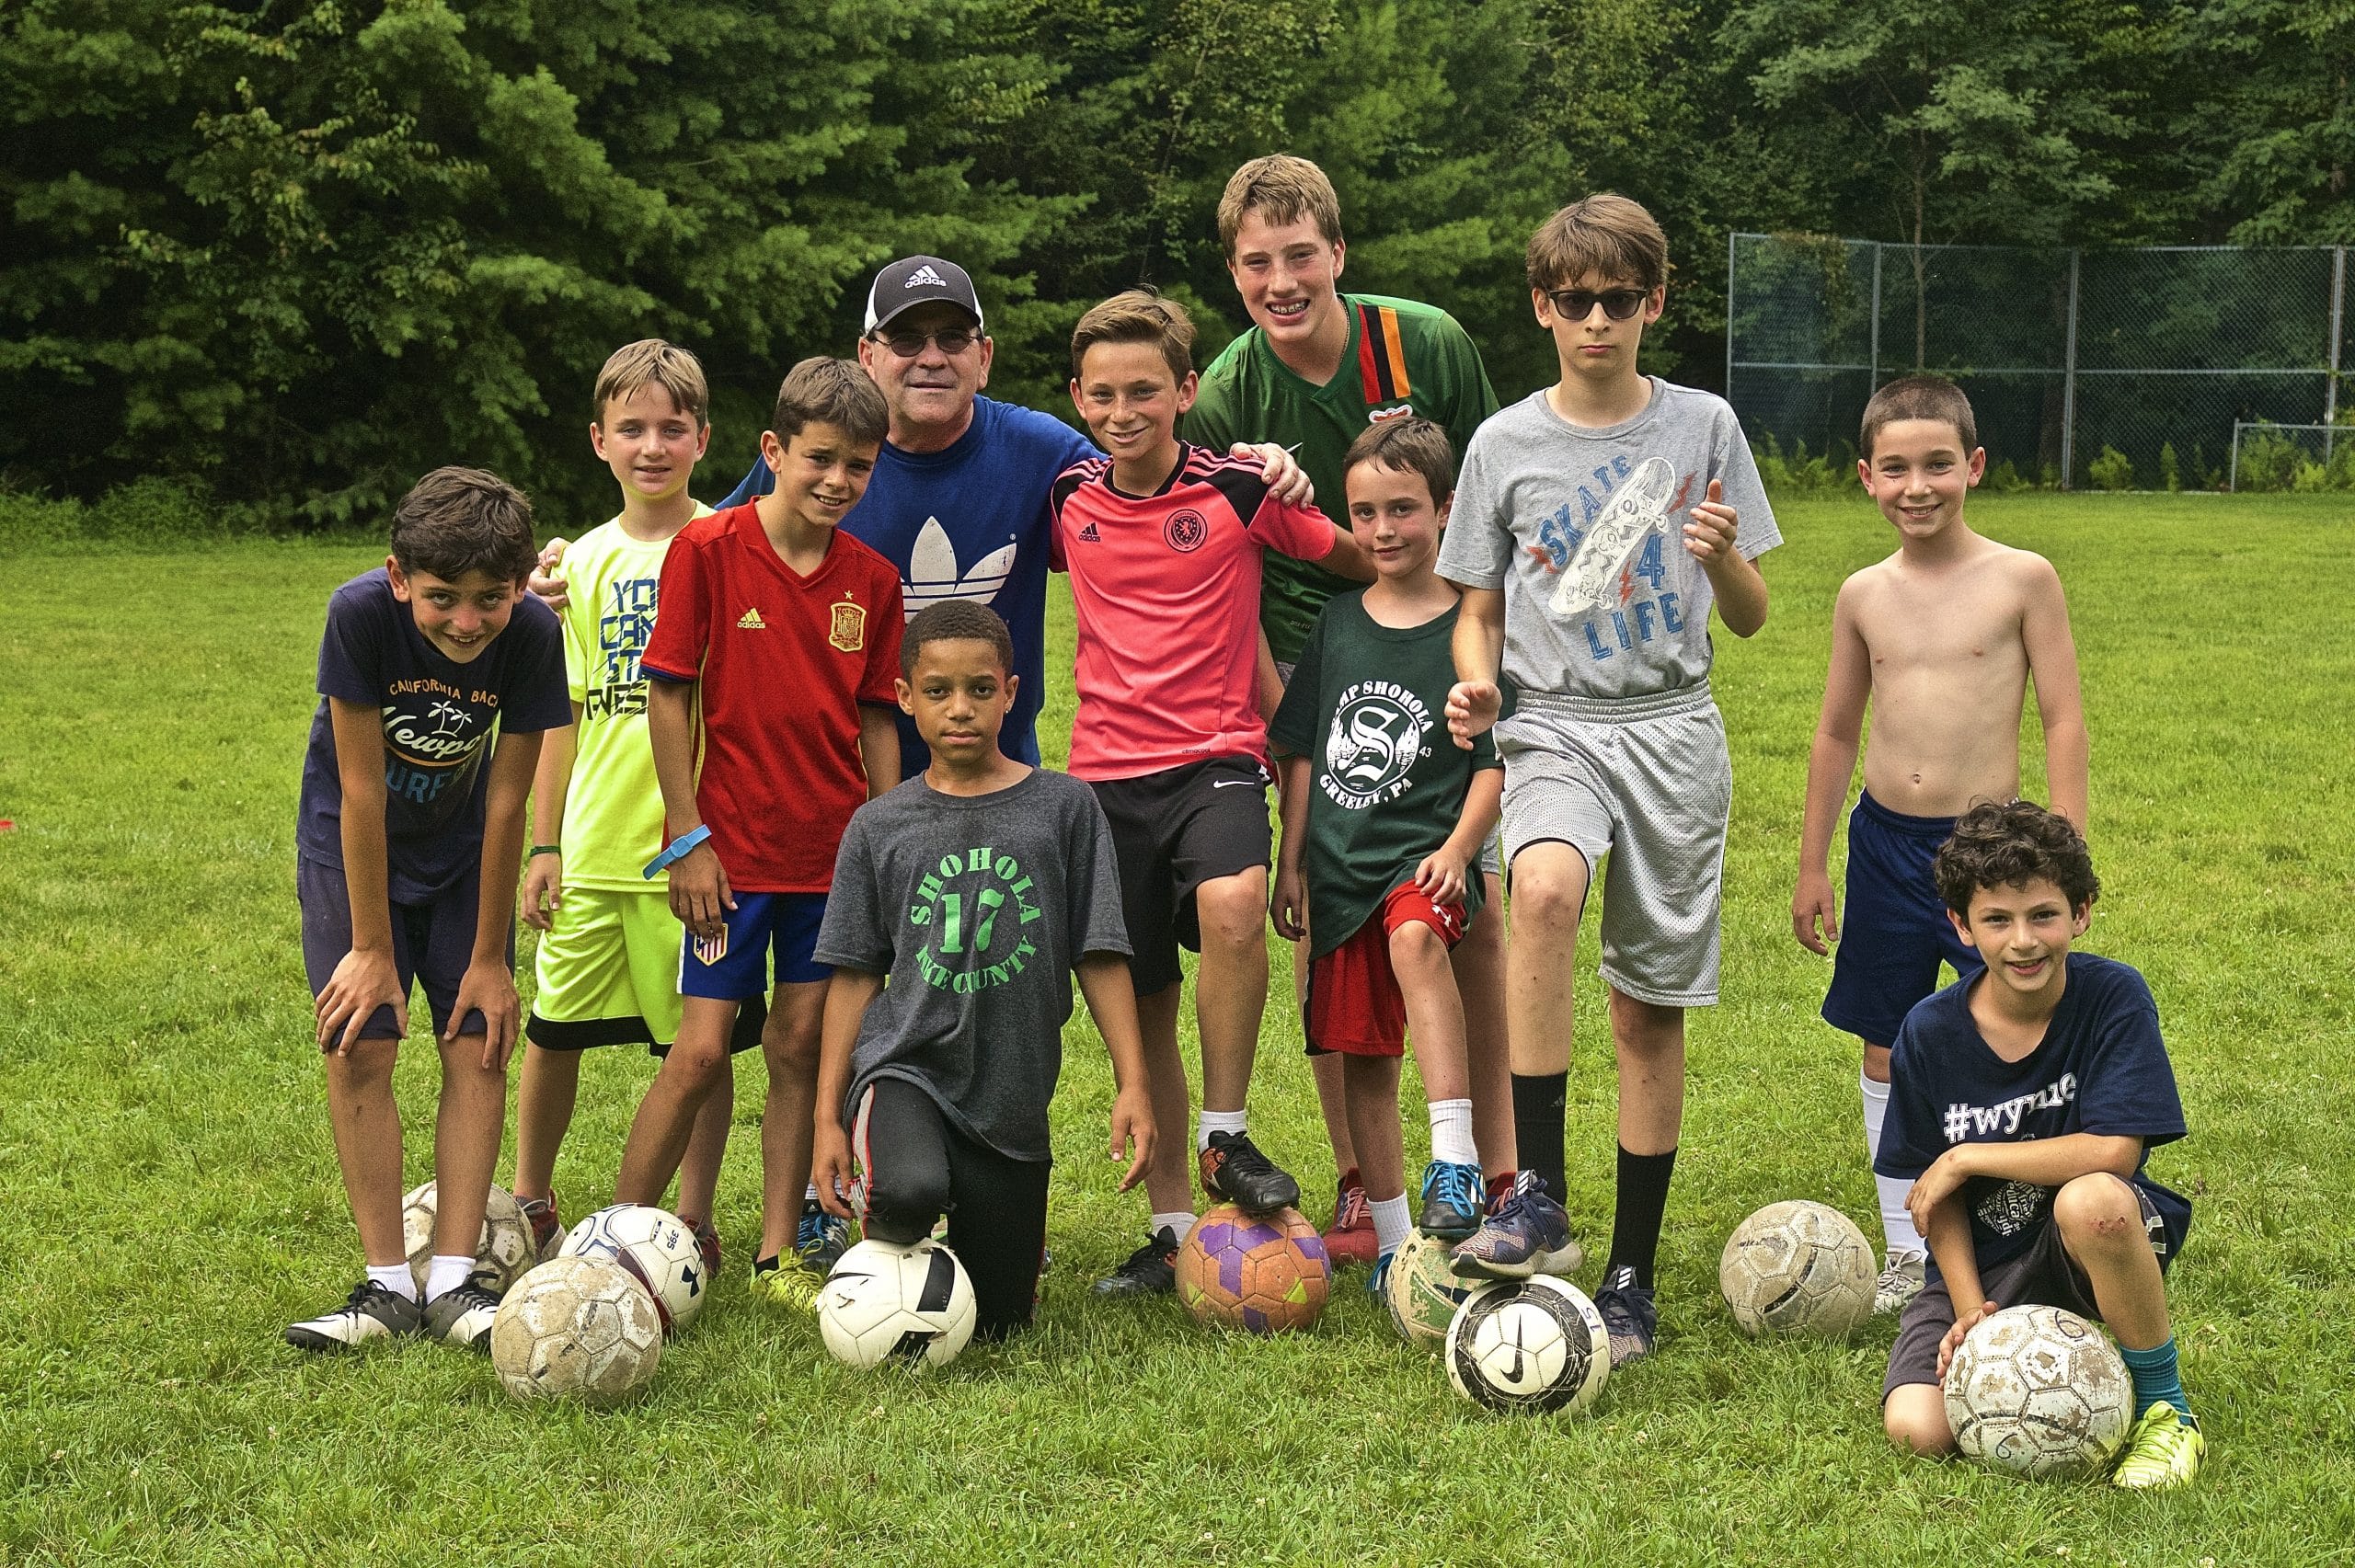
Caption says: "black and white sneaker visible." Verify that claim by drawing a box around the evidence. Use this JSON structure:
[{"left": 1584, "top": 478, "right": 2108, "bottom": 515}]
[
  {"left": 285, "top": 1279, "right": 421, "bottom": 1352},
  {"left": 420, "top": 1276, "right": 502, "bottom": 1353},
  {"left": 1091, "top": 1226, "right": 1180, "bottom": 1296},
  {"left": 1593, "top": 1264, "right": 1659, "bottom": 1368}
]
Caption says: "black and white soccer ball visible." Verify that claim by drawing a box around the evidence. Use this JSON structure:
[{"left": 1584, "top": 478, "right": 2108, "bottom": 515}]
[
  {"left": 399, "top": 1181, "right": 536, "bottom": 1295},
  {"left": 1944, "top": 1304, "right": 2133, "bottom": 1479},
  {"left": 1444, "top": 1276, "right": 1611, "bottom": 1413},
  {"left": 817, "top": 1238, "right": 977, "bottom": 1369},
  {"left": 1718, "top": 1199, "right": 1878, "bottom": 1337},
  {"left": 557, "top": 1203, "right": 707, "bottom": 1335},
  {"left": 489, "top": 1254, "right": 664, "bottom": 1405}
]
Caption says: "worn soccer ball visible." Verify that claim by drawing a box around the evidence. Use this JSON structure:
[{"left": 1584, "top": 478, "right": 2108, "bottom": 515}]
[
  {"left": 817, "top": 1239, "right": 978, "bottom": 1369},
  {"left": 557, "top": 1203, "right": 708, "bottom": 1335},
  {"left": 400, "top": 1181, "right": 537, "bottom": 1295},
  {"left": 1384, "top": 1228, "right": 1476, "bottom": 1350},
  {"left": 1945, "top": 1304, "right": 2133, "bottom": 1479},
  {"left": 1445, "top": 1276, "right": 1611, "bottom": 1413},
  {"left": 1176, "top": 1205, "right": 1330, "bottom": 1334},
  {"left": 1718, "top": 1199, "right": 1878, "bottom": 1338},
  {"left": 489, "top": 1254, "right": 664, "bottom": 1404}
]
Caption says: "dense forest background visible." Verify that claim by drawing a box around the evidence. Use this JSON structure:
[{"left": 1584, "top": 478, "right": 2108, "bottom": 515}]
[{"left": 6, "top": 0, "right": 2349, "bottom": 525}]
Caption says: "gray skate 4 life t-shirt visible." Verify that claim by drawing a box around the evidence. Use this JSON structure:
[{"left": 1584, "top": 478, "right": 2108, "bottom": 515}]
[
  {"left": 1437, "top": 379, "right": 1780, "bottom": 701},
  {"left": 814, "top": 768, "right": 1131, "bottom": 1162}
]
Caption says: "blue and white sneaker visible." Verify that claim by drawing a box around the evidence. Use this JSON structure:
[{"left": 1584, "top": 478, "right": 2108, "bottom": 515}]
[
  {"left": 1418, "top": 1159, "right": 1487, "bottom": 1240},
  {"left": 796, "top": 1199, "right": 852, "bottom": 1275},
  {"left": 1369, "top": 1249, "right": 1396, "bottom": 1298},
  {"left": 1450, "top": 1172, "right": 1584, "bottom": 1280}
]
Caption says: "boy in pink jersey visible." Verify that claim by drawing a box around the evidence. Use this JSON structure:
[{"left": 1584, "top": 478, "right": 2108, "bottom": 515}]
[{"left": 1050, "top": 289, "right": 1371, "bottom": 1294}]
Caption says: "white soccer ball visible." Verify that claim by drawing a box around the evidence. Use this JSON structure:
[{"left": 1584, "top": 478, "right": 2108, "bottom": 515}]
[
  {"left": 490, "top": 1254, "right": 663, "bottom": 1404},
  {"left": 1444, "top": 1276, "right": 1611, "bottom": 1414},
  {"left": 1944, "top": 1303, "right": 2133, "bottom": 1479},
  {"left": 1718, "top": 1199, "right": 1878, "bottom": 1338},
  {"left": 557, "top": 1203, "right": 709, "bottom": 1335},
  {"left": 817, "top": 1238, "right": 977, "bottom": 1369},
  {"left": 400, "top": 1181, "right": 536, "bottom": 1295}
]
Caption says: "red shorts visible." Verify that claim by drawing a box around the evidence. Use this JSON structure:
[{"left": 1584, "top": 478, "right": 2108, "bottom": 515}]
[{"left": 1304, "top": 882, "right": 1469, "bottom": 1058}]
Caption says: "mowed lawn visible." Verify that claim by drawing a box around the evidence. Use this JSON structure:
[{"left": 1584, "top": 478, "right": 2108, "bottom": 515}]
[{"left": 2, "top": 493, "right": 2350, "bottom": 1566}]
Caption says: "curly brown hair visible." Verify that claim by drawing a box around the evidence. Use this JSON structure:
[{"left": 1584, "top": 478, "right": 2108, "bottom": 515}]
[{"left": 1933, "top": 799, "right": 2101, "bottom": 916}]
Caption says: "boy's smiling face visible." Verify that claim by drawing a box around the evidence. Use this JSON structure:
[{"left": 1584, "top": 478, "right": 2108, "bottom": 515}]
[
  {"left": 1534, "top": 271, "right": 1663, "bottom": 384},
  {"left": 1227, "top": 209, "right": 1347, "bottom": 351},
  {"left": 387, "top": 561, "right": 519, "bottom": 664},
  {"left": 1950, "top": 874, "right": 2090, "bottom": 1007},
  {"left": 1070, "top": 340, "right": 1196, "bottom": 473},
  {"left": 1345, "top": 459, "right": 1448, "bottom": 581},
  {"left": 898, "top": 637, "right": 1016, "bottom": 765},
  {"left": 1861, "top": 418, "right": 1984, "bottom": 541},
  {"left": 762, "top": 420, "right": 879, "bottom": 532},
  {"left": 592, "top": 382, "right": 708, "bottom": 504}
]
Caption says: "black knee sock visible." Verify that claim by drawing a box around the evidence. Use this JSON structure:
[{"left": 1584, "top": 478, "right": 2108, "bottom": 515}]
[
  {"left": 1511, "top": 1072, "right": 1568, "bottom": 1201},
  {"left": 1603, "top": 1145, "right": 1677, "bottom": 1291}
]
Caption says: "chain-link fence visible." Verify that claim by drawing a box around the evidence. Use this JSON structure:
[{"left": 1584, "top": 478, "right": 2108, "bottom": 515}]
[{"left": 1726, "top": 235, "right": 2351, "bottom": 489}]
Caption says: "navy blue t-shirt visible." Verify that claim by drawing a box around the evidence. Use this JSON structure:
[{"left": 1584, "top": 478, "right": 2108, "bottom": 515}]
[
  {"left": 1876, "top": 952, "right": 2190, "bottom": 1276},
  {"left": 718, "top": 396, "right": 1097, "bottom": 775},
  {"left": 296, "top": 570, "right": 569, "bottom": 901}
]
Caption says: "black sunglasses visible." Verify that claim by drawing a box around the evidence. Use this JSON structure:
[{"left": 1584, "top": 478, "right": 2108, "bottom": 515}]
[
  {"left": 1545, "top": 288, "right": 1650, "bottom": 322},
  {"left": 874, "top": 326, "right": 980, "bottom": 358}
]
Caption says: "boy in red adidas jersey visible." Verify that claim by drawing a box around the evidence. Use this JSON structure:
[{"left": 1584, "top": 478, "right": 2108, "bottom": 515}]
[
  {"left": 619, "top": 357, "right": 904, "bottom": 1307},
  {"left": 1051, "top": 289, "right": 1372, "bottom": 1295}
]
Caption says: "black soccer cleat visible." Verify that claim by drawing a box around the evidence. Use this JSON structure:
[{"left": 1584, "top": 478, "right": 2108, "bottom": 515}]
[
  {"left": 1092, "top": 1226, "right": 1181, "bottom": 1296},
  {"left": 1198, "top": 1130, "right": 1301, "bottom": 1217},
  {"left": 420, "top": 1276, "right": 502, "bottom": 1353},
  {"left": 285, "top": 1279, "right": 420, "bottom": 1352}
]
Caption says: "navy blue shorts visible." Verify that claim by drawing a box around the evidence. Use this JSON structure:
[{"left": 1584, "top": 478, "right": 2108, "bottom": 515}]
[
  {"left": 1821, "top": 793, "right": 1982, "bottom": 1047},
  {"left": 679, "top": 890, "right": 831, "bottom": 1001},
  {"left": 297, "top": 856, "right": 512, "bottom": 1041}
]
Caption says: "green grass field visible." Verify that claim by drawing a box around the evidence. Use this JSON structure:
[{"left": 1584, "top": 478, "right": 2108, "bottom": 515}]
[{"left": 3, "top": 493, "right": 2350, "bottom": 1565}]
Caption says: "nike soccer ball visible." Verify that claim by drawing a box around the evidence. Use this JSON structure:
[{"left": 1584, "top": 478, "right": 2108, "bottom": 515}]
[
  {"left": 1176, "top": 1205, "right": 1330, "bottom": 1334},
  {"left": 1718, "top": 1199, "right": 1878, "bottom": 1338},
  {"left": 1384, "top": 1228, "right": 1476, "bottom": 1350},
  {"left": 1944, "top": 1304, "right": 2133, "bottom": 1479},
  {"left": 489, "top": 1254, "right": 663, "bottom": 1404},
  {"left": 400, "top": 1181, "right": 536, "bottom": 1295},
  {"left": 817, "top": 1239, "right": 978, "bottom": 1369},
  {"left": 1445, "top": 1276, "right": 1611, "bottom": 1414},
  {"left": 557, "top": 1203, "right": 708, "bottom": 1335}
]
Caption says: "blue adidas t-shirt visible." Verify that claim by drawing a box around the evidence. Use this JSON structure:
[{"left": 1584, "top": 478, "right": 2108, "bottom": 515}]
[
  {"left": 296, "top": 570, "right": 569, "bottom": 901},
  {"left": 1876, "top": 952, "right": 2191, "bottom": 1276},
  {"left": 719, "top": 396, "right": 1097, "bottom": 774}
]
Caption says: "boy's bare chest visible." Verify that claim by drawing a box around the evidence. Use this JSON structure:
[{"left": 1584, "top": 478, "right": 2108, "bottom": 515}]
[{"left": 1856, "top": 576, "right": 2028, "bottom": 684}]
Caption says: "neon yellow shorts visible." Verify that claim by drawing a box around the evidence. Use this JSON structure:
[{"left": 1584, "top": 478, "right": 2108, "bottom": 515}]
[{"left": 526, "top": 887, "right": 687, "bottom": 1051}]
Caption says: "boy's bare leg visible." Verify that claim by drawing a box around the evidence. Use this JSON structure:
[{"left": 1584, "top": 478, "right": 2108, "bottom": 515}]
[
  {"left": 2055, "top": 1173, "right": 2171, "bottom": 1349},
  {"left": 324, "top": 1036, "right": 408, "bottom": 1265},
  {"left": 1339, "top": 1055, "right": 1407, "bottom": 1207},
  {"left": 1191, "top": 866, "right": 1270, "bottom": 1113},
  {"left": 674, "top": 1054, "right": 733, "bottom": 1227},
  {"left": 756, "top": 981, "right": 827, "bottom": 1264},
  {"left": 1392, "top": 922, "right": 1470, "bottom": 1101},
  {"left": 511, "top": 1042, "right": 580, "bottom": 1202},
  {"left": 615, "top": 997, "right": 735, "bottom": 1207},
  {"left": 1504, "top": 844, "right": 1588, "bottom": 1198},
  {"left": 1608, "top": 990, "right": 1684, "bottom": 1156},
  {"left": 1302, "top": 943, "right": 1360, "bottom": 1180},
  {"left": 1137, "top": 983, "right": 1194, "bottom": 1218},
  {"left": 1456, "top": 873, "right": 1515, "bottom": 1183},
  {"left": 1884, "top": 1384, "right": 1956, "bottom": 1455},
  {"left": 430, "top": 1031, "right": 507, "bottom": 1261}
]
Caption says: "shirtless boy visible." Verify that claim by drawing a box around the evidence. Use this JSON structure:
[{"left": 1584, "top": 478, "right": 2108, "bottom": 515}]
[{"left": 1791, "top": 373, "right": 2088, "bottom": 1312}]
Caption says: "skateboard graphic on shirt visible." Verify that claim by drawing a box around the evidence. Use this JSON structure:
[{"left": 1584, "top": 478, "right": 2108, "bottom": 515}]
[{"left": 1548, "top": 457, "right": 1676, "bottom": 621}]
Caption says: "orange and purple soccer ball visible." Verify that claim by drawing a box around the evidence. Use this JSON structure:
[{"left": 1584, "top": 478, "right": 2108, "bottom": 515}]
[{"left": 1175, "top": 1204, "right": 1330, "bottom": 1333}]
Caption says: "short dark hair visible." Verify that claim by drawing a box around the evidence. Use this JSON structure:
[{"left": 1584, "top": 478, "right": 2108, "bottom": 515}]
[
  {"left": 1862, "top": 373, "right": 1979, "bottom": 458},
  {"left": 901, "top": 600, "right": 1015, "bottom": 678},
  {"left": 389, "top": 466, "right": 537, "bottom": 582},
  {"left": 772, "top": 356, "right": 888, "bottom": 448},
  {"left": 1342, "top": 418, "right": 1456, "bottom": 509},
  {"left": 1934, "top": 800, "right": 2101, "bottom": 916},
  {"left": 1071, "top": 288, "right": 1195, "bottom": 383}
]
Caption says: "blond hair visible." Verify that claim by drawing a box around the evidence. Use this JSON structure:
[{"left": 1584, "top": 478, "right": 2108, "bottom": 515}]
[
  {"left": 592, "top": 338, "right": 709, "bottom": 429},
  {"left": 1526, "top": 193, "right": 1671, "bottom": 293},
  {"left": 1217, "top": 155, "right": 1344, "bottom": 258},
  {"left": 1070, "top": 289, "right": 1197, "bottom": 383}
]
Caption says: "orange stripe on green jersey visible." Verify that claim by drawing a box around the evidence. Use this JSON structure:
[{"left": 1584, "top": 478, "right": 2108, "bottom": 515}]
[{"left": 1355, "top": 304, "right": 1412, "bottom": 404}]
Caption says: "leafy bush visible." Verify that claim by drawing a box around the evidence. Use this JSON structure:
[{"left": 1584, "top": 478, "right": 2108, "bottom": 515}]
[
  {"left": 1751, "top": 435, "right": 1858, "bottom": 496},
  {"left": 2087, "top": 445, "right": 2136, "bottom": 491},
  {"left": 2158, "top": 442, "right": 2182, "bottom": 492}
]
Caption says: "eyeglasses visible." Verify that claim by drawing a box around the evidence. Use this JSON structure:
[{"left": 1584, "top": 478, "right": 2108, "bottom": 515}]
[
  {"left": 1545, "top": 288, "right": 1650, "bottom": 323},
  {"left": 874, "top": 326, "right": 980, "bottom": 358}
]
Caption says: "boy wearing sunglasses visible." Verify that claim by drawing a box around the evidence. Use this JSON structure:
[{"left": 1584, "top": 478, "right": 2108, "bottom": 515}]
[{"left": 1439, "top": 193, "right": 1780, "bottom": 1367}]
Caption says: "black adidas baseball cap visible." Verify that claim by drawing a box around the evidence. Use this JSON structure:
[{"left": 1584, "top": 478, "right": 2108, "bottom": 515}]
[{"left": 864, "top": 256, "right": 985, "bottom": 335}]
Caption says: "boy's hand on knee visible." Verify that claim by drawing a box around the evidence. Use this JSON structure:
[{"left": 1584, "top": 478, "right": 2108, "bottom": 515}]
[
  {"left": 1270, "top": 864, "right": 1308, "bottom": 942},
  {"left": 1791, "top": 870, "right": 1840, "bottom": 955},
  {"left": 1445, "top": 681, "right": 1500, "bottom": 749},
  {"left": 1415, "top": 845, "right": 1471, "bottom": 908},
  {"left": 667, "top": 843, "right": 734, "bottom": 942},
  {"left": 811, "top": 1121, "right": 856, "bottom": 1218},
  {"left": 448, "top": 956, "right": 521, "bottom": 1068},
  {"left": 1110, "top": 1085, "right": 1155, "bottom": 1192},
  {"left": 1936, "top": 1299, "right": 1998, "bottom": 1379},
  {"left": 317, "top": 947, "right": 406, "bottom": 1055},
  {"left": 522, "top": 852, "right": 564, "bottom": 932}
]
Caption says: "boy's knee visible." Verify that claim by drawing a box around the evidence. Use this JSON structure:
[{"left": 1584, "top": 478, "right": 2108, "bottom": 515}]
[
  {"left": 1387, "top": 920, "right": 1449, "bottom": 971},
  {"left": 435, "top": 1034, "right": 507, "bottom": 1078},
  {"left": 661, "top": 1040, "right": 731, "bottom": 1086},
  {"left": 323, "top": 1036, "right": 400, "bottom": 1087},
  {"left": 763, "top": 1018, "right": 822, "bottom": 1076},
  {"left": 1883, "top": 1388, "right": 1955, "bottom": 1457},
  {"left": 863, "top": 1169, "right": 950, "bottom": 1244},
  {"left": 2053, "top": 1172, "right": 2140, "bottom": 1242},
  {"left": 1192, "top": 874, "right": 1269, "bottom": 948},
  {"left": 1509, "top": 861, "right": 1586, "bottom": 931}
]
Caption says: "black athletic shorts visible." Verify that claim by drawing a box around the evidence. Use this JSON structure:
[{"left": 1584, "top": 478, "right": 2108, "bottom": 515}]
[{"left": 1088, "top": 754, "right": 1272, "bottom": 996}]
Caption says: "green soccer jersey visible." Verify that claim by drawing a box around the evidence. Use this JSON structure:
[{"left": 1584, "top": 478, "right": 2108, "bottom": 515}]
[
  {"left": 557, "top": 506, "right": 711, "bottom": 891},
  {"left": 1269, "top": 592, "right": 1501, "bottom": 958},
  {"left": 1187, "top": 293, "right": 1500, "bottom": 663}
]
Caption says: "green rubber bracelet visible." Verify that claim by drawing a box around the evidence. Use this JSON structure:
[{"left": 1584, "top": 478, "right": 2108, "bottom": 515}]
[{"left": 529, "top": 844, "right": 562, "bottom": 857}]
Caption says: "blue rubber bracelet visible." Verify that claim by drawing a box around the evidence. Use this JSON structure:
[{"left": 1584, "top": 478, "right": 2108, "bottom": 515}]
[{"left": 642, "top": 824, "right": 712, "bottom": 880}]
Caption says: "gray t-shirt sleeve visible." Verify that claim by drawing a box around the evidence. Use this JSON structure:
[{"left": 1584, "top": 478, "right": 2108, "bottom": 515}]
[
  {"left": 1435, "top": 423, "right": 1512, "bottom": 591},
  {"left": 1070, "top": 789, "right": 1132, "bottom": 959},
  {"left": 813, "top": 810, "right": 892, "bottom": 973},
  {"left": 1711, "top": 402, "right": 1781, "bottom": 560}
]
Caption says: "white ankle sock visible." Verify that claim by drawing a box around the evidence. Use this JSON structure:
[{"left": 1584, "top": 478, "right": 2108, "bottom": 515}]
[
  {"left": 1862, "top": 1071, "right": 1927, "bottom": 1257},
  {"left": 366, "top": 1264, "right": 419, "bottom": 1302},
  {"left": 423, "top": 1254, "right": 474, "bottom": 1301},
  {"left": 1149, "top": 1210, "right": 1197, "bottom": 1242},
  {"left": 1198, "top": 1108, "right": 1247, "bottom": 1151},
  {"left": 1428, "top": 1098, "right": 1477, "bottom": 1166},
  {"left": 1370, "top": 1193, "right": 1413, "bottom": 1256},
  {"left": 803, "top": 1182, "right": 821, "bottom": 1205}
]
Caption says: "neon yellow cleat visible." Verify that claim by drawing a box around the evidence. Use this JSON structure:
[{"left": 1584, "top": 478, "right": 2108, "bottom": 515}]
[
  {"left": 747, "top": 1258, "right": 824, "bottom": 1314},
  {"left": 2111, "top": 1403, "right": 2205, "bottom": 1490}
]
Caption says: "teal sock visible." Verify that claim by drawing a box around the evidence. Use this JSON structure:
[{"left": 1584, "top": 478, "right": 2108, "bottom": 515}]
[{"left": 2119, "top": 1337, "right": 2190, "bottom": 1419}]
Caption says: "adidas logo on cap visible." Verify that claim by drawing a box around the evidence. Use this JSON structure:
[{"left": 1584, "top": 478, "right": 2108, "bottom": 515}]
[{"left": 904, "top": 264, "right": 948, "bottom": 290}]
